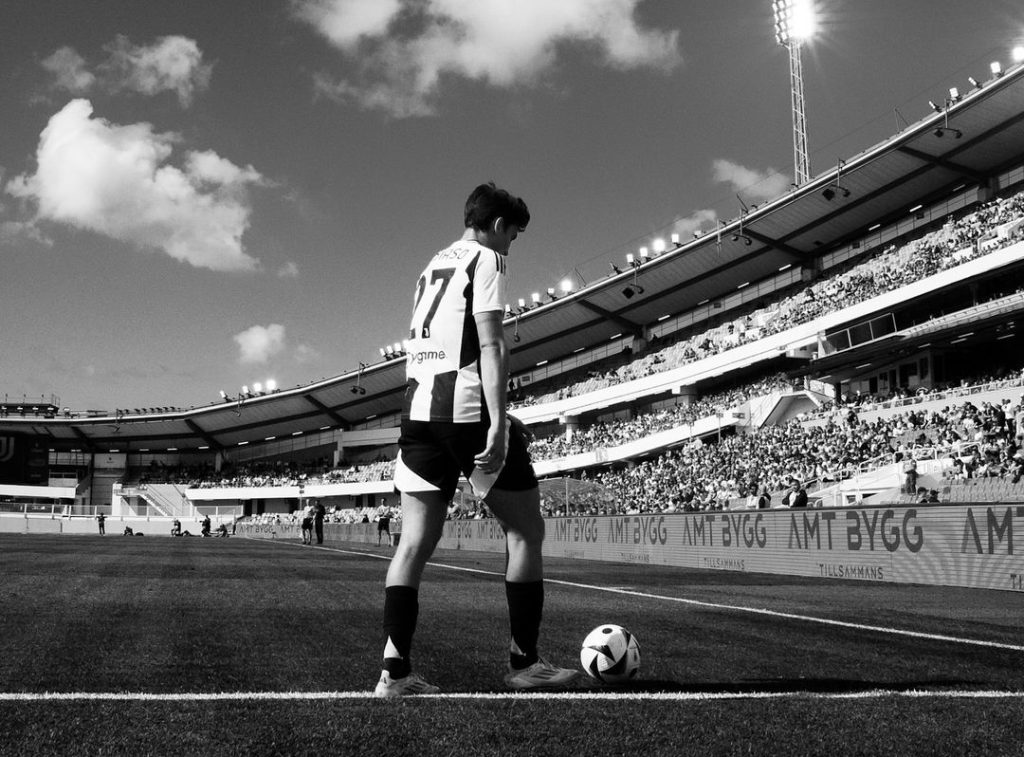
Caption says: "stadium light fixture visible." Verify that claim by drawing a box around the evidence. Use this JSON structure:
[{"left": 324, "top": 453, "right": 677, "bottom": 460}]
[
  {"left": 651, "top": 238, "right": 665, "bottom": 254},
  {"left": 968, "top": 76, "right": 981, "bottom": 89},
  {"left": 531, "top": 292, "right": 541, "bottom": 305},
  {"left": 1014, "top": 46, "right": 1024, "bottom": 63},
  {"left": 991, "top": 61, "right": 1003, "bottom": 77},
  {"left": 773, "top": 0, "right": 814, "bottom": 185},
  {"left": 559, "top": 278, "right": 573, "bottom": 293},
  {"left": 266, "top": 379, "right": 277, "bottom": 392},
  {"left": 547, "top": 287, "right": 558, "bottom": 301},
  {"left": 625, "top": 253, "right": 636, "bottom": 267},
  {"left": 670, "top": 233, "right": 681, "bottom": 246},
  {"left": 253, "top": 382, "right": 263, "bottom": 394}
]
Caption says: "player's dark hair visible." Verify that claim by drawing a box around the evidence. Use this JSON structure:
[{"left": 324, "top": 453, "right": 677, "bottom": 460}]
[{"left": 464, "top": 182, "right": 530, "bottom": 231}]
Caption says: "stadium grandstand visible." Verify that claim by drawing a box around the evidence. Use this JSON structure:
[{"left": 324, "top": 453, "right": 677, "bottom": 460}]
[{"left": 4, "top": 55, "right": 1024, "bottom": 556}]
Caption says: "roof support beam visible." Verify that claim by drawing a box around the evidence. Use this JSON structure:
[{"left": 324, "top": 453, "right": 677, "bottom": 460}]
[
  {"left": 184, "top": 419, "right": 223, "bottom": 451},
  {"left": 303, "top": 394, "right": 350, "bottom": 430},
  {"left": 896, "top": 145, "right": 989, "bottom": 182},
  {"left": 742, "top": 229, "right": 805, "bottom": 260},
  {"left": 573, "top": 300, "right": 644, "bottom": 339}
]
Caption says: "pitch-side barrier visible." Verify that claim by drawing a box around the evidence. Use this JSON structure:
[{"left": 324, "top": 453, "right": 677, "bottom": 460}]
[{"left": 239, "top": 504, "right": 1024, "bottom": 593}]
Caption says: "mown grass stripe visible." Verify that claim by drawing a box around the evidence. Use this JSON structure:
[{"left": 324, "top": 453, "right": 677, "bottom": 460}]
[{"left": 278, "top": 541, "right": 1024, "bottom": 654}]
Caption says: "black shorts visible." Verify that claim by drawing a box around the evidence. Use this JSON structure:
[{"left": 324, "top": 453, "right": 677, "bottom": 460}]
[{"left": 394, "top": 418, "right": 538, "bottom": 501}]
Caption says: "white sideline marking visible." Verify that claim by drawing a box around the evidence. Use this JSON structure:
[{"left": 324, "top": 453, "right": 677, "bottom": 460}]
[
  {"left": 258, "top": 539, "right": 1024, "bottom": 655},
  {"left": 0, "top": 689, "right": 1022, "bottom": 702}
]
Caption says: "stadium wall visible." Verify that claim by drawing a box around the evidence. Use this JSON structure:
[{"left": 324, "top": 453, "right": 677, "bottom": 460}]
[{"left": 236, "top": 504, "right": 1024, "bottom": 592}]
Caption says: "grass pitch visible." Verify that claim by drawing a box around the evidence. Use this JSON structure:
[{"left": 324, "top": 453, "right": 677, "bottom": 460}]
[{"left": 0, "top": 533, "right": 1021, "bottom": 756}]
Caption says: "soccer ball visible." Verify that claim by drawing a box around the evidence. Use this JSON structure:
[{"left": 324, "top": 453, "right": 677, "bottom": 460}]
[{"left": 580, "top": 624, "right": 640, "bottom": 684}]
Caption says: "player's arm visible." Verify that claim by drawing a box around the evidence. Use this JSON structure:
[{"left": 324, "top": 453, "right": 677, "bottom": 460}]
[{"left": 473, "top": 309, "right": 508, "bottom": 474}]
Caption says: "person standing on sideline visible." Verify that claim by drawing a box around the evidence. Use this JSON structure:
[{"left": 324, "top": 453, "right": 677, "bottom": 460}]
[
  {"left": 96, "top": 512, "right": 105, "bottom": 535},
  {"left": 374, "top": 182, "right": 579, "bottom": 697},
  {"left": 314, "top": 502, "right": 326, "bottom": 545},
  {"left": 376, "top": 510, "right": 391, "bottom": 546}
]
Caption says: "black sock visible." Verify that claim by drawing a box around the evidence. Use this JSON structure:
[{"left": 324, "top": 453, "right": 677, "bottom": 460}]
[
  {"left": 506, "top": 580, "right": 543, "bottom": 670},
  {"left": 382, "top": 585, "right": 418, "bottom": 678}
]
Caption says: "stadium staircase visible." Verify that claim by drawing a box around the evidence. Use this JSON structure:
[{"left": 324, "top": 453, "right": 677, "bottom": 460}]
[{"left": 115, "top": 483, "right": 196, "bottom": 518}]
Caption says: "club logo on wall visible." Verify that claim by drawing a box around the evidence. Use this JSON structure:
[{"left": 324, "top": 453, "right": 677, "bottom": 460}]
[{"left": 0, "top": 437, "right": 15, "bottom": 464}]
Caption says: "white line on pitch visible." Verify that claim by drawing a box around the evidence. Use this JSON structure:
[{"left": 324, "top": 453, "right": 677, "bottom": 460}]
[
  {"left": 251, "top": 539, "right": 1024, "bottom": 654},
  {"left": 1, "top": 689, "right": 1022, "bottom": 703}
]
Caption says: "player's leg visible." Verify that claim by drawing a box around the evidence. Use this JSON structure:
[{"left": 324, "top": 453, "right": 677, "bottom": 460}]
[
  {"left": 487, "top": 487, "right": 579, "bottom": 689},
  {"left": 374, "top": 490, "right": 446, "bottom": 697}
]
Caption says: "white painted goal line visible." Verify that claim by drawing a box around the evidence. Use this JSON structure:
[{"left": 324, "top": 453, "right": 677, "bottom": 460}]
[
  {"left": 269, "top": 540, "right": 1024, "bottom": 655},
  {"left": 1, "top": 689, "right": 1022, "bottom": 703}
]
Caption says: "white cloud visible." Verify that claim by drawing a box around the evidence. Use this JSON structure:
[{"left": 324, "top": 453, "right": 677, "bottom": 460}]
[
  {"left": 41, "top": 36, "right": 211, "bottom": 108},
  {"left": 103, "top": 35, "right": 212, "bottom": 107},
  {"left": 41, "top": 47, "right": 96, "bottom": 94},
  {"left": 297, "top": 0, "right": 681, "bottom": 117},
  {"left": 292, "top": 0, "right": 401, "bottom": 48},
  {"left": 671, "top": 208, "right": 719, "bottom": 238},
  {"left": 277, "top": 261, "right": 300, "bottom": 278},
  {"left": 234, "top": 324, "right": 287, "bottom": 364},
  {"left": 712, "top": 159, "right": 791, "bottom": 204},
  {"left": 293, "top": 344, "right": 321, "bottom": 364},
  {"left": 5, "top": 99, "right": 262, "bottom": 272}
]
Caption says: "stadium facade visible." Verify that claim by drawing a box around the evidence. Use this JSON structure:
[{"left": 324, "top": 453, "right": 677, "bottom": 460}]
[{"left": 4, "top": 58, "right": 1024, "bottom": 526}]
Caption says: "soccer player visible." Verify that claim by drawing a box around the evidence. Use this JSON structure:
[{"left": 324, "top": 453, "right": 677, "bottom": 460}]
[{"left": 374, "top": 182, "right": 579, "bottom": 697}]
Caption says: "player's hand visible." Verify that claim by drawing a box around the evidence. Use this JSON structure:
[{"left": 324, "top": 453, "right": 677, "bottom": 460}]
[{"left": 474, "top": 426, "right": 507, "bottom": 474}]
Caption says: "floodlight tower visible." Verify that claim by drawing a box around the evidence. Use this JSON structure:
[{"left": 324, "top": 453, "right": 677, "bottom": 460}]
[{"left": 772, "top": 0, "right": 815, "bottom": 185}]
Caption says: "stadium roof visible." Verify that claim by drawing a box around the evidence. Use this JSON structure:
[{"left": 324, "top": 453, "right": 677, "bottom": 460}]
[{"left": 6, "top": 61, "right": 1024, "bottom": 453}]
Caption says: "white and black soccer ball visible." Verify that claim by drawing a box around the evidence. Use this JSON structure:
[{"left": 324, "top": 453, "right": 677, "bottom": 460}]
[{"left": 580, "top": 624, "right": 640, "bottom": 684}]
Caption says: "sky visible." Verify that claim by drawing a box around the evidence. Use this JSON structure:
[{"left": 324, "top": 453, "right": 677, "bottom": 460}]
[{"left": 2, "top": 0, "right": 1023, "bottom": 412}]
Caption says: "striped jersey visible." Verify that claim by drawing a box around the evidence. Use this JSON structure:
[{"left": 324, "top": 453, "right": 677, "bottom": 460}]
[{"left": 402, "top": 239, "right": 507, "bottom": 423}]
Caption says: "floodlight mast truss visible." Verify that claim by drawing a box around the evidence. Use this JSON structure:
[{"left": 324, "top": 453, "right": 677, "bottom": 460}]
[
  {"left": 787, "top": 42, "right": 811, "bottom": 185},
  {"left": 773, "top": 0, "right": 812, "bottom": 186}
]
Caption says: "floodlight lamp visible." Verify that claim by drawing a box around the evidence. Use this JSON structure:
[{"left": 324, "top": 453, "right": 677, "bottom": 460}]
[
  {"left": 547, "top": 287, "right": 557, "bottom": 301},
  {"left": 948, "top": 87, "right": 960, "bottom": 101},
  {"left": 266, "top": 379, "right": 277, "bottom": 392},
  {"left": 241, "top": 385, "right": 249, "bottom": 396},
  {"left": 379, "top": 347, "right": 388, "bottom": 358},
  {"left": 518, "top": 298, "right": 527, "bottom": 309},
  {"left": 559, "top": 278, "right": 573, "bottom": 293},
  {"left": 253, "top": 382, "right": 263, "bottom": 394},
  {"left": 968, "top": 76, "right": 980, "bottom": 89},
  {"left": 670, "top": 233, "right": 681, "bottom": 246},
  {"left": 1014, "top": 46, "right": 1024, "bottom": 63},
  {"left": 625, "top": 253, "right": 635, "bottom": 266},
  {"left": 393, "top": 342, "right": 403, "bottom": 354},
  {"left": 773, "top": 0, "right": 815, "bottom": 46},
  {"left": 651, "top": 238, "right": 665, "bottom": 254},
  {"left": 928, "top": 100, "right": 941, "bottom": 113},
  {"left": 639, "top": 246, "right": 650, "bottom": 260},
  {"left": 991, "top": 61, "right": 1003, "bottom": 77},
  {"left": 531, "top": 292, "right": 541, "bottom": 304},
  {"left": 219, "top": 390, "right": 228, "bottom": 400}
]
